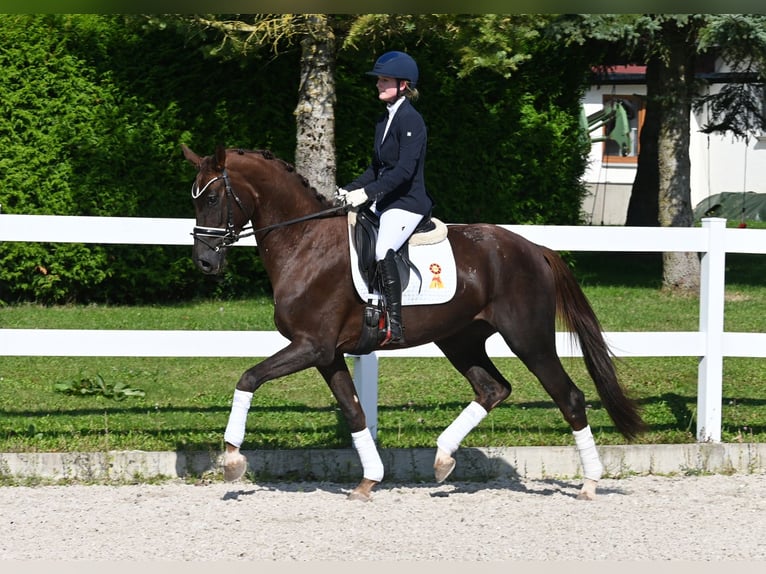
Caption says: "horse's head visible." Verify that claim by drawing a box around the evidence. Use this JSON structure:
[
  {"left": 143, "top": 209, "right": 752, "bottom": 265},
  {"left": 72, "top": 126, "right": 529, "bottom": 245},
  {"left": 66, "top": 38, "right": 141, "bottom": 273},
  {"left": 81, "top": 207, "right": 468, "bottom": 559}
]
[{"left": 182, "top": 144, "right": 254, "bottom": 275}]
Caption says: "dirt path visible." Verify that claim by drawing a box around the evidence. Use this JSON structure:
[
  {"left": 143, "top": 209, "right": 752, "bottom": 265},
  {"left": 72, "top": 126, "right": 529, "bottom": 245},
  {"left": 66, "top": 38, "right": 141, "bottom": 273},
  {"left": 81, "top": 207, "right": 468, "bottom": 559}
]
[{"left": 1, "top": 473, "right": 765, "bottom": 561}]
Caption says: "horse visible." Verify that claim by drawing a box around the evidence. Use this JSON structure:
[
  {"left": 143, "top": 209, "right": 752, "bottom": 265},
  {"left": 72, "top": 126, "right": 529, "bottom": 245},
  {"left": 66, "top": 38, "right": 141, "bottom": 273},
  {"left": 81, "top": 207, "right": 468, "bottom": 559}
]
[{"left": 181, "top": 144, "right": 646, "bottom": 501}]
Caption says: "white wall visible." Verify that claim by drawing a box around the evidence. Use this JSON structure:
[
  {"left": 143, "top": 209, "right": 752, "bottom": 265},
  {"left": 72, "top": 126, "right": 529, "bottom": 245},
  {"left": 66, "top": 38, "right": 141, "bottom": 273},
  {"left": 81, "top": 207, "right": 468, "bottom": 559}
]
[
  {"left": 582, "top": 72, "right": 766, "bottom": 225},
  {"left": 689, "top": 113, "right": 766, "bottom": 208}
]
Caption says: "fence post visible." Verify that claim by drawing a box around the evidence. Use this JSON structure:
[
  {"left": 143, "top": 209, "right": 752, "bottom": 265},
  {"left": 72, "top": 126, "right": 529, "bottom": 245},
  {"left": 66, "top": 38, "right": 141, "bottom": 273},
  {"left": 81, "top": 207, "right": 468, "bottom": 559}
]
[
  {"left": 697, "top": 218, "right": 726, "bottom": 442},
  {"left": 352, "top": 353, "right": 379, "bottom": 440}
]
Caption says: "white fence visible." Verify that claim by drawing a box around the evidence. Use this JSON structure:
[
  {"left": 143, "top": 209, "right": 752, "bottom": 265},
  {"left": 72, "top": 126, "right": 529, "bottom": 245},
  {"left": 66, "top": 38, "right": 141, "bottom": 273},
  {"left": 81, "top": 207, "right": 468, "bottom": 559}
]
[{"left": 1, "top": 214, "right": 764, "bottom": 443}]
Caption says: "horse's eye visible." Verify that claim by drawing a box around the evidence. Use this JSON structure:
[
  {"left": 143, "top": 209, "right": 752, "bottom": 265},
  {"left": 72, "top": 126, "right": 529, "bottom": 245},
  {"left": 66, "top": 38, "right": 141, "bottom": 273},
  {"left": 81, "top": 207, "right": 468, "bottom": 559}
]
[{"left": 207, "top": 192, "right": 219, "bottom": 206}]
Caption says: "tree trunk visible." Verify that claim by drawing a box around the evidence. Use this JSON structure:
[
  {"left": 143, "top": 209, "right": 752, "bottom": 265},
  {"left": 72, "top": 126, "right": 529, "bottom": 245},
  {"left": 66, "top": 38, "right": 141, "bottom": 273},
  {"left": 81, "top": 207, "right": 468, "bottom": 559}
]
[
  {"left": 656, "top": 24, "right": 700, "bottom": 293},
  {"left": 625, "top": 57, "right": 660, "bottom": 227},
  {"left": 294, "top": 15, "right": 336, "bottom": 199}
]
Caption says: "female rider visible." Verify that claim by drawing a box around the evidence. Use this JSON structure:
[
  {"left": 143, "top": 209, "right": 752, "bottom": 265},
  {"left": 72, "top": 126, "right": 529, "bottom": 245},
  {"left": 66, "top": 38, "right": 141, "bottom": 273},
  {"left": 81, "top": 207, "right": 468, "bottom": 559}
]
[{"left": 338, "top": 50, "right": 434, "bottom": 344}]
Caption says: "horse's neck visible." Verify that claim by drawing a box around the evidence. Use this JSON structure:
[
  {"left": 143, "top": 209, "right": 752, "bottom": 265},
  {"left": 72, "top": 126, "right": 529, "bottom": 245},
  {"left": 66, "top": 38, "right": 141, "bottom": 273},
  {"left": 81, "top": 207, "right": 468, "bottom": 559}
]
[
  {"left": 250, "top": 179, "right": 328, "bottom": 252},
  {"left": 242, "top": 154, "right": 333, "bottom": 262},
  {"left": 258, "top": 217, "right": 343, "bottom": 296},
  {"left": 253, "top": 193, "right": 326, "bottom": 235}
]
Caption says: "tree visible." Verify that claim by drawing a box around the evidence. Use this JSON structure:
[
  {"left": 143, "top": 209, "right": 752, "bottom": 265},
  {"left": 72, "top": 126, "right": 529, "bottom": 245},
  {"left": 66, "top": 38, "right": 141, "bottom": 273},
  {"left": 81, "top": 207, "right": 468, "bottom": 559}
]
[
  {"left": 554, "top": 14, "right": 766, "bottom": 292},
  {"left": 159, "top": 14, "right": 340, "bottom": 198},
  {"left": 344, "top": 14, "right": 595, "bottom": 226},
  {"left": 653, "top": 18, "right": 701, "bottom": 290}
]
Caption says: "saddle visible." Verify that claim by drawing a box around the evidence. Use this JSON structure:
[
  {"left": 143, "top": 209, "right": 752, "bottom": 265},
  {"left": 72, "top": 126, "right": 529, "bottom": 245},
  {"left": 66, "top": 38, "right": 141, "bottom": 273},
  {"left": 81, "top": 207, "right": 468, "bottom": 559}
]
[
  {"left": 349, "top": 207, "right": 447, "bottom": 354},
  {"left": 352, "top": 207, "right": 431, "bottom": 293}
]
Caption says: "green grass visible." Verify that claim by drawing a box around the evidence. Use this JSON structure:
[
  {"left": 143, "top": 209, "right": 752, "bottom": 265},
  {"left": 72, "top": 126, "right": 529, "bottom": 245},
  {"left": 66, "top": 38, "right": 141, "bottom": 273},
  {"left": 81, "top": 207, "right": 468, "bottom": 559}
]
[{"left": 0, "top": 250, "right": 764, "bottom": 453}]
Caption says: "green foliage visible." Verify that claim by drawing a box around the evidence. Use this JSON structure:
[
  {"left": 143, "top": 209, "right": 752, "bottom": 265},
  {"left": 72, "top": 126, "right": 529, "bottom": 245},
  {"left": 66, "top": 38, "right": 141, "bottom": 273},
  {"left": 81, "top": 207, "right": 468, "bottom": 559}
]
[
  {"left": 337, "top": 21, "right": 590, "bottom": 225},
  {"left": 695, "top": 15, "right": 766, "bottom": 139},
  {"left": 2, "top": 14, "right": 594, "bottom": 303},
  {"left": 0, "top": 14, "right": 295, "bottom": 304},
  {"left": 53, "top": 373, "right": 145, "bottom": 400}
]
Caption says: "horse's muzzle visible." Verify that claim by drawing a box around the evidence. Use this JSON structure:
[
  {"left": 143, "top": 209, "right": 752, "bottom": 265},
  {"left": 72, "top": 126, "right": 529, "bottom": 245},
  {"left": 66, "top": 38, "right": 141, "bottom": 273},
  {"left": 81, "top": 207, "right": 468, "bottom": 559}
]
[
  {"left": 195, "top": 256, "right": 223, "bottom": 275},
  {"left": 193, "top": 243, "right": 227, "bottom": 275}
]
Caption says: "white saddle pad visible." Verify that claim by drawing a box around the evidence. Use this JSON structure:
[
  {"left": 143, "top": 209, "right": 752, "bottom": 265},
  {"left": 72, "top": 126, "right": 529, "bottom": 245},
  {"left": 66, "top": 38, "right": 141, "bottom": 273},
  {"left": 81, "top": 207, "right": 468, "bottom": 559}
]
[{"left": 347, "top": 219, "right": 457, "bottom": 306}]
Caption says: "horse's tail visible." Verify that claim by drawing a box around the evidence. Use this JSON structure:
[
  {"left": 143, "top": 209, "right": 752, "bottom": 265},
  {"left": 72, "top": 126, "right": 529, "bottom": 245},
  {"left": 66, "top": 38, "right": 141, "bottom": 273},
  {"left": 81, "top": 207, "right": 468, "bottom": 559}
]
[{"left": 540, "top": 246, "right": 646, "bottom": 440}]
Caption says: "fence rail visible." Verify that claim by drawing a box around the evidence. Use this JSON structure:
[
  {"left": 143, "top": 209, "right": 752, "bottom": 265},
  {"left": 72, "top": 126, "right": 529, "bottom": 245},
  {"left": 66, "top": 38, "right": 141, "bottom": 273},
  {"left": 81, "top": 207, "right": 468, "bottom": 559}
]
[{"left": 1, "top": 214, "right": 764, "bottom": 442}]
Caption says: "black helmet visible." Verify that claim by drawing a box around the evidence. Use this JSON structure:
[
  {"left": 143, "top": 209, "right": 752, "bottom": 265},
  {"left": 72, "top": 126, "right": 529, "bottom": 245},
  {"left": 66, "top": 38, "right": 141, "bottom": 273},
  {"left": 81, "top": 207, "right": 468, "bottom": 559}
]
[{"left": 366, "top": 51, "right": 419, "bottom": 87}]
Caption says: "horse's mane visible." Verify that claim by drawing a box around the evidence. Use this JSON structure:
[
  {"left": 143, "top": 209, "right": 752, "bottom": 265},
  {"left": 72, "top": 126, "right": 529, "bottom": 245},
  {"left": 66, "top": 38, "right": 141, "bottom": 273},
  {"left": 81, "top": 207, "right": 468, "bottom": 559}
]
[{"left": 233, "top": 148, "right": 334, "bottom": 208}]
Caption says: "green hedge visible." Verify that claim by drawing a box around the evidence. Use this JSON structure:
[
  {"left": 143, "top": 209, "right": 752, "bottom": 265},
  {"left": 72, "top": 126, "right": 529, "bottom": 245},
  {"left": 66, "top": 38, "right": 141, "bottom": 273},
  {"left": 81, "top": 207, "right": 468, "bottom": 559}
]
[{"left": 1, "top": 15, "right": 591, "bottom": 304}]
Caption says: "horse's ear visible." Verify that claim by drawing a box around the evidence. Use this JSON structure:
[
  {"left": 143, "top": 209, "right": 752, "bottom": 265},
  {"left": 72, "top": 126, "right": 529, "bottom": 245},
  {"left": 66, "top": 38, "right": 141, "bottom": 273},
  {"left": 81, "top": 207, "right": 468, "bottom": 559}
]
[
  {"left": 181, "top": 144, "right": 201, "bottom": 168},
  {"left": 214, "top": 145, "right": 227, "bottom": 171}
]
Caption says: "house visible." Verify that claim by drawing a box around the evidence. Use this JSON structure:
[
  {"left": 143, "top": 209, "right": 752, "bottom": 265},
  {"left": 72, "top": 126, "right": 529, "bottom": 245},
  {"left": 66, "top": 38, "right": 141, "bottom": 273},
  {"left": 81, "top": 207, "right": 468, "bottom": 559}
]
[{"left": 581, "top": 61, "right": 766, "bottom": 225}]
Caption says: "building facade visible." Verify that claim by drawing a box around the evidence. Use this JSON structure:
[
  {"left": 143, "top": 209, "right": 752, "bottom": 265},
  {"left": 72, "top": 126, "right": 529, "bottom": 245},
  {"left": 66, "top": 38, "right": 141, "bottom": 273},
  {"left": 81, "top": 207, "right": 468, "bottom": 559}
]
[{"left": 581, "top": 62, "right": 766, "bottom": 225}]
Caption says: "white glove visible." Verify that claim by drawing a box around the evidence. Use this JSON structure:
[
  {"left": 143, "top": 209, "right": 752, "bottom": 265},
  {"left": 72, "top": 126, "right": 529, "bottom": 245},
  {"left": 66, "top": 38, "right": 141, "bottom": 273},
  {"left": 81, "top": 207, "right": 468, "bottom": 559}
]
[
  {"left": 344, "top": 188, "right": 369, "bottom": 208},
  {"left": 334, "top": 187, "right": 349, "bottom": 206}
]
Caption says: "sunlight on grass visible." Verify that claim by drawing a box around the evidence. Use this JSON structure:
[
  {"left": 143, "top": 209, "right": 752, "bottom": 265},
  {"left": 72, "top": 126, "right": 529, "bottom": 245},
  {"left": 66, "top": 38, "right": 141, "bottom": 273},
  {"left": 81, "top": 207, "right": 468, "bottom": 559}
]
[{"left": 0, "top": 249, "right": 763, "bottom": 451}]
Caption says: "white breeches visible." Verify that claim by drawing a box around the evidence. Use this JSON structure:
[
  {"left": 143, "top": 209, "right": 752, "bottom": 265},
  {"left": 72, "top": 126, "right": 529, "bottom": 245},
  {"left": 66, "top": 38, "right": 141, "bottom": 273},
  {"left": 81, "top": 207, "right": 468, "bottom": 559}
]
[{"left": 374, "top": 207, "right": 424, "bottom": 261}]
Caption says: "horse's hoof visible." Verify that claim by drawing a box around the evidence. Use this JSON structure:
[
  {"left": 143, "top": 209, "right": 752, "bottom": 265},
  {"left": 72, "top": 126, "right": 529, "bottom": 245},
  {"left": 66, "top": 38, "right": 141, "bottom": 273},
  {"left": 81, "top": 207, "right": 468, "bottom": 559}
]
[
  {"left": 347, "top": 490, "right": 373, "bottom": 502},
  {"left": 222, "top": 451, "right": 248, "bottom": 482},
  {"left": 576, "top": 478, "right": 598, "bottom": 500},
  {"left": 347, "top": 478, "right": 377, "bottom": 502},
  {"left": 434, "top": 456, "right": 456, "bottom": 483}
]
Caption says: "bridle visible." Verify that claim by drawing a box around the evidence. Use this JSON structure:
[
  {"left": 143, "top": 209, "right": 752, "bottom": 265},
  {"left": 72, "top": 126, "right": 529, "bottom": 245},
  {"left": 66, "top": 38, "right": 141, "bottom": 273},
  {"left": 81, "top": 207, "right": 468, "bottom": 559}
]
[
  {"left": 191, "top": 169, "right": 252, "bottom": 252},
  {"left": 190, "top": 168, "right": 346, "bottom": 252}
]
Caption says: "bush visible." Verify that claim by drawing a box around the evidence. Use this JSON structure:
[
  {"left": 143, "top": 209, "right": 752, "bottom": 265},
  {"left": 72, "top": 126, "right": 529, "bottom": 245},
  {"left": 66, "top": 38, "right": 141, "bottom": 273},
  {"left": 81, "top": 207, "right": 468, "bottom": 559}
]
[
  {"left": 0, "top": 15, "right": 294, "bottom": 303},
  {"left": 1, "top": 15, "right": 592, "bottom": 303}
]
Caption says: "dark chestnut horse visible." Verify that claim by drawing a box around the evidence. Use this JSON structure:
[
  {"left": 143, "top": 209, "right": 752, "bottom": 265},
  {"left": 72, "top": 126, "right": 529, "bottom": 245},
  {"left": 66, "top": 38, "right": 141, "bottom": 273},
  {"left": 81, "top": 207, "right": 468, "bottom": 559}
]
[{"left": 182, "top": 144, "right": 645, "bottom": 501}]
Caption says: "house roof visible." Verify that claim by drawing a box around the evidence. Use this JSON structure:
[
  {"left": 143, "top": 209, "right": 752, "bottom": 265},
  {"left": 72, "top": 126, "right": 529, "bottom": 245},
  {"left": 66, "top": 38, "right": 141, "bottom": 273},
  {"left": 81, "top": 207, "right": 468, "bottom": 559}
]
[
  {"left": 590, "top": 60, "right": 758, "bottom": 85},
  {"left": 591, "top": 65, "right": 646, "bottom": 85}
]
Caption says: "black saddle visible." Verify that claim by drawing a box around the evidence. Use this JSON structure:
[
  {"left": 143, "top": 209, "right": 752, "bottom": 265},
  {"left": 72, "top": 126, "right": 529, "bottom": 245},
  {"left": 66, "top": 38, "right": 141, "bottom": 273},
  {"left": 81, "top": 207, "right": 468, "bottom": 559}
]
[{"left": 352, "top": 207, "right": 434, "bottom": 293}]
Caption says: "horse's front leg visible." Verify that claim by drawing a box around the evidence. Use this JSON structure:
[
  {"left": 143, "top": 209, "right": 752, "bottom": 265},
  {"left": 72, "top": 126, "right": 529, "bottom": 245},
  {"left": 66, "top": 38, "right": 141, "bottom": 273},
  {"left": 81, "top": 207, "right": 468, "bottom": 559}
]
[
  {"left": 221, "top": 339, "right": 328, "bottom": 482},
  {"left": 222, "top": 389, "right": 251, "bottom": 481},
  {"left": 317, "top": 353, "right": 383, "bottom": 502}
]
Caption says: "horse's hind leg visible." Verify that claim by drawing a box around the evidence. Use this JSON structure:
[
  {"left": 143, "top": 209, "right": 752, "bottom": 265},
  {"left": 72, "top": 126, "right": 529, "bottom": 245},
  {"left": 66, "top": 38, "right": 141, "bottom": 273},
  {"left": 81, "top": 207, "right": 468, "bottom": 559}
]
[
  {"left": 434, "top": 328, "right": 512, "bottom": 482},
  {"left": 530, "top": 357, "right": 603, "bottom": 499},
  {"left": 509, "top": 339, "right": 603, "bottom": 500}
]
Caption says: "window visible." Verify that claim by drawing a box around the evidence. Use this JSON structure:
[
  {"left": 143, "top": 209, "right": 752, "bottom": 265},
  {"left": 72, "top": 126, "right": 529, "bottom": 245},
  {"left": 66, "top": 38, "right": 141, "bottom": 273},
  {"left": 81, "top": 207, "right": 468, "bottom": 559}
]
[{"left": 602, "top": 94, "right": 645, "bottom": 164}]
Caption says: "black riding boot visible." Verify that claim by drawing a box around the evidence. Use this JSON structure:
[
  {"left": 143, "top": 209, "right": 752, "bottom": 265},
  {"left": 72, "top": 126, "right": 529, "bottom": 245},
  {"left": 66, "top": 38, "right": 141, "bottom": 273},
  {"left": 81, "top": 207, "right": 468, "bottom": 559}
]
[{"left": 377, "top": 249, "right": 404, "bottom": 343}]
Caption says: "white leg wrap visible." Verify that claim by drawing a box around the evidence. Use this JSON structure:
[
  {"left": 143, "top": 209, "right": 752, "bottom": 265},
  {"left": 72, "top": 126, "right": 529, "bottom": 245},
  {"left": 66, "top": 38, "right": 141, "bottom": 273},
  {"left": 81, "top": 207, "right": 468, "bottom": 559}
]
[
  {"left": 436, "top": 401, "right": 488, "bottom": 455},
  {"left": 573, "top": 425, "right": 604, "bottom": 481},
  {"left": 223, "top": 389, "right": 253, "bottom": 448},
  {"left": 351, "top": 428, "right": 384, "bottom": 482}
]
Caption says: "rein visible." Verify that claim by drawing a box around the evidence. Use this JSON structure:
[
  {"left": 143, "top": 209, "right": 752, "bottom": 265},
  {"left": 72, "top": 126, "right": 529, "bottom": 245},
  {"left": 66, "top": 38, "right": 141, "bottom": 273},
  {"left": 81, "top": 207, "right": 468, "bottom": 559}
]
[{"left": 191, "top": 169, "right": 346, "bottom": 251}]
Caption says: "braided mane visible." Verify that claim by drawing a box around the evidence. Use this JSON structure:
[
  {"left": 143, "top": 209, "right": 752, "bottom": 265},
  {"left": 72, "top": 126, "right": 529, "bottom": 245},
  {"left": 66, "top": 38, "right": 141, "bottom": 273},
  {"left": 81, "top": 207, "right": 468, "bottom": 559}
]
[{"left": 234, "top": 148, "right": 333, "bottom": 207}]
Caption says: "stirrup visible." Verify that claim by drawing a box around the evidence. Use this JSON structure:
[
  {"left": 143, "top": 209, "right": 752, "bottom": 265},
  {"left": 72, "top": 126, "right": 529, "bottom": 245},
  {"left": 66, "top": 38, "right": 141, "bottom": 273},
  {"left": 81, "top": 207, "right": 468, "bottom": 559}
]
[{"left": 387, "top": 315, "right": 404, "bottom": 343}]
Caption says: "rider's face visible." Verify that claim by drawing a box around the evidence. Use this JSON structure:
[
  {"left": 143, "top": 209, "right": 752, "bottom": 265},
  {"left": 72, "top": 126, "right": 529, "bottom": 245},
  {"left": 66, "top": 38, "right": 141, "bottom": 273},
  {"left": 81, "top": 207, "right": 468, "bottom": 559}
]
[{"left": 376, "top": 76, "right": 405, "bottom": 103}]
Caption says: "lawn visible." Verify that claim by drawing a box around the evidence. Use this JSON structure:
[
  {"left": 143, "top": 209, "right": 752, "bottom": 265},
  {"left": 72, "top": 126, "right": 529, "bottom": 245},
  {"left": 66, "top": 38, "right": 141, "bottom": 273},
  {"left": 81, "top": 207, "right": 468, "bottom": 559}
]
[{"left": 0, "top": 250, "right": 763, "bottom": 453}]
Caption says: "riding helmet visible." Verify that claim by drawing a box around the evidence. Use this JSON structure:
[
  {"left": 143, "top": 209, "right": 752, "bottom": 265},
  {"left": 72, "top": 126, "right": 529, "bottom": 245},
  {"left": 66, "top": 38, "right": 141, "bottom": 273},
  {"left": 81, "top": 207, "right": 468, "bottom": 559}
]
[{"left": 366, "top": 51, "right": 419, "bottom": 87}]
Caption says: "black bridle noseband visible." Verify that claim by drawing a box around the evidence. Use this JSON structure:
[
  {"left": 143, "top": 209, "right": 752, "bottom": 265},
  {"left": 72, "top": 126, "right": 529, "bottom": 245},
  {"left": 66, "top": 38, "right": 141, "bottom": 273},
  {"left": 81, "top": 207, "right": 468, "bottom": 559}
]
[
  {"left": 191, "top": 168, "right": 252, "bottom": 252},
  {"left": 191, "top": 168, "right": 346, "bottom": 252}
]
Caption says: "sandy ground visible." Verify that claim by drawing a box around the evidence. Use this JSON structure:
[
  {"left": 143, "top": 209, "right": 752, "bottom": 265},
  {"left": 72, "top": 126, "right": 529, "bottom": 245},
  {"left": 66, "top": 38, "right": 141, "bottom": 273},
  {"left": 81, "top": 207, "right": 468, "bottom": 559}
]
[{"left": 1, "top": 473, "right": 765, "bottom": 563}]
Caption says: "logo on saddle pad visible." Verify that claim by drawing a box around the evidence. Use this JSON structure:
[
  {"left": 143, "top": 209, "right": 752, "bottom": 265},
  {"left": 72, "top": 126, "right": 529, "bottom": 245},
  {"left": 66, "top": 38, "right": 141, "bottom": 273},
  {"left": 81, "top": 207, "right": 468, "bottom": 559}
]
[{"left": 347, "top": 213, "right": 457, "bottom": 306}]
